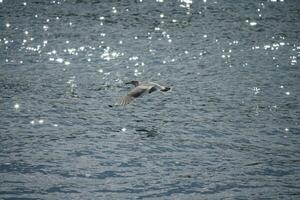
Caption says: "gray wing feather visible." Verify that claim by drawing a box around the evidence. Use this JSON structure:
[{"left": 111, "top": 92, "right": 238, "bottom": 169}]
[
  {"left": 116, "top": 95, "right": 134, "bottom": 106},
  {"left": 115, "top": 86, "right": 147, "bottom": 106},
  {"left": 127, "top": 87, "right": 147, "bottom": 98}
]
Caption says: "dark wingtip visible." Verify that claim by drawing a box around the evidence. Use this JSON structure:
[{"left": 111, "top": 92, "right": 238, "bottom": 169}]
[{"left": 108, "top": 105, "right": 113, "bottom": 107}]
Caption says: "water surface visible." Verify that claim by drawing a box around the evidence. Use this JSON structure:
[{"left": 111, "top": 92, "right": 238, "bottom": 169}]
[{"left": 1, "top": 0, "right": 300, "bottom": 199}]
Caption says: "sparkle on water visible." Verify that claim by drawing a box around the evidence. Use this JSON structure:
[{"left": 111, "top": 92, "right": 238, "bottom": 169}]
[{"left": 14, "top": 103, "right": 20, "bottom": 109}]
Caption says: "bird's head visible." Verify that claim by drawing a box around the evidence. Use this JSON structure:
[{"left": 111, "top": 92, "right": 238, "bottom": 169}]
[{"left": 125, "top": 80, "right": 139, "bottom": 87}]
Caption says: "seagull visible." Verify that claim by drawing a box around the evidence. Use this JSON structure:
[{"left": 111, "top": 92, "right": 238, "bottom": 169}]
[{"left": 111, "top": 81, "right": 171, "bottom": 106}]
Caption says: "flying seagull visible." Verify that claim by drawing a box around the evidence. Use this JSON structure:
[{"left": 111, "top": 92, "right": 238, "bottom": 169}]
[{"left": 111, "top": 81, "right": 171, "bottom": 106}]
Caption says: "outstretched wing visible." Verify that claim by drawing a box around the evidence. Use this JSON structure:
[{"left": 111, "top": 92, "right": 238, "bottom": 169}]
[
  {"left": 115, "top": 86, "right": 147, "bottom": 106},
  {"left": 127, "top": 86, "right": 147, "bottom": 98},
  {"left": 115, "top": 95, "right": 135, "bottom": 106}
]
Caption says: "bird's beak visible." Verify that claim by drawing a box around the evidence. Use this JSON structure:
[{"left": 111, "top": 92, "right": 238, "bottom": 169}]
[{"left": 125, "top": 82, "right": 131, "bottom": 85}]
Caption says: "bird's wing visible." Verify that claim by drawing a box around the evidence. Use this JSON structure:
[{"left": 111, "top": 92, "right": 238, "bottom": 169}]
[
  {"left": 115, "top": 95, "right": 135, "bottom": 106},
  {"left": 115, "top": 86, "right": 147, "bottom": 106},
  {"left": 127, "top": 86, "right": 148, "bottom": 98},
  {"left": 148, "top": 82, "right": 164, "bottom": 90}
]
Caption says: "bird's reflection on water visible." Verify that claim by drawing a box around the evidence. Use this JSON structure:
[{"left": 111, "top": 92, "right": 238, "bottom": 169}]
[{"left": 135, "top": 127, "right": 159, "bottom": 138}]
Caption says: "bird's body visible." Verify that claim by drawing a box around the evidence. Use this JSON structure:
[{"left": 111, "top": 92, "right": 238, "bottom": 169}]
[{"left": 114, "top": 81, "right": 170, "bottom": 106}]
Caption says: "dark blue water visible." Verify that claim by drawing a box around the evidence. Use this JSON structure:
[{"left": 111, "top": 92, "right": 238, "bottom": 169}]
[{"left": 1, "top": 0, "right": 300, "bottom": 199}]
